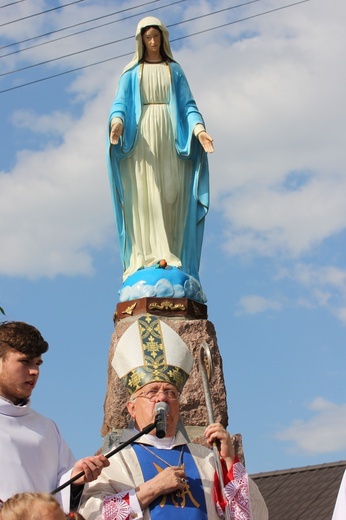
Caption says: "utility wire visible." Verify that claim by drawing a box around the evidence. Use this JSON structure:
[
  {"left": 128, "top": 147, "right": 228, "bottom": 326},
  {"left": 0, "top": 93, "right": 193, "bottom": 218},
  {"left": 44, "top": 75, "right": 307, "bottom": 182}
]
[
  {"left": 0, "top": 0, "right": 86, "bottom": 28},
  {"left": 0, "top": 0, "right": 264, "bottom": 76},
  {"left": 0, "top": 0, "right": 260, "bottom": 55},
  {"left": 0, "top": 0, "right": 26, "bottom": 7},
  {"left": 0, "top": 0, "right": 313, "bottom": 95},
  {"left": 0, "top": 0, "right": 183, "bottom": 57},
  {"left": 0, "top": 37, "right": 131, "bottom": 77},
  {"left": 0, "top": 0, "right": 163, "bottom": 51}
]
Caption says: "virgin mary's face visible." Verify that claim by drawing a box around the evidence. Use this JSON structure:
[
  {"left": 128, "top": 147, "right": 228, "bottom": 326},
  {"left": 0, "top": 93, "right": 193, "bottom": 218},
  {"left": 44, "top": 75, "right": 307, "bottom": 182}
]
[{"left": 142, "top": 27, "right": 162, "bottom": 58}]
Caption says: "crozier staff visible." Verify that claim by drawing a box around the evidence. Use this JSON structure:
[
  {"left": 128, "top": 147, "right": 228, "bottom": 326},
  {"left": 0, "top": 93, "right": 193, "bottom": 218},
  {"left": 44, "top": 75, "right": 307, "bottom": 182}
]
[
  {"left": 79, "top": 314, "right": 268, "bottom": 520},
  {"left": 107, "top": 17, "right": 213, "bottom": 283}
]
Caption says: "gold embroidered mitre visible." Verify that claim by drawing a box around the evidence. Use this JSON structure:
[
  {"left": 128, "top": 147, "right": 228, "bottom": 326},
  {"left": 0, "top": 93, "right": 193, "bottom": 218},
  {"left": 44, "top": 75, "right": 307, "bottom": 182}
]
[{"left": 112, "top": 314, "right": 193, "bottom": 394}]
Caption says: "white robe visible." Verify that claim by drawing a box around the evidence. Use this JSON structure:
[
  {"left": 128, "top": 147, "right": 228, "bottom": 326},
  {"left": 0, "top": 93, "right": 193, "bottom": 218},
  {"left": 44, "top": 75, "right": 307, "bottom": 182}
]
[
  {"left": 0, "top": 396, "right": 75, "bottom": 511},
  {"left": 79, "top": 430, "right": 268, "bottom": 520},
  {"left": 120, "top": 62, "right": 192, "bottom": 278}
]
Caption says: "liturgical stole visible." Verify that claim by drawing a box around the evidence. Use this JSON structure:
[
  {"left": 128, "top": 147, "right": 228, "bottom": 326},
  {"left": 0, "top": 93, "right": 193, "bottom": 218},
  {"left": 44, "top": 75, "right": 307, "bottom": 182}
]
[{"left": 133, "top": 443, "right": 207, "bottom": 519}]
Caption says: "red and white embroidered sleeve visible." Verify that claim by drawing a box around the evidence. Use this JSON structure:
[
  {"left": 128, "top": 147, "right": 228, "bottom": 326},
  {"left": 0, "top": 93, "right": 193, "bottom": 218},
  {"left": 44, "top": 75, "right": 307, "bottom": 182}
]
[
  {"left": 102, "top": 491, "right": 132, "bottom": 520},
  {"left": 214, "top": 459, "right": 251, "bottom": 520}
]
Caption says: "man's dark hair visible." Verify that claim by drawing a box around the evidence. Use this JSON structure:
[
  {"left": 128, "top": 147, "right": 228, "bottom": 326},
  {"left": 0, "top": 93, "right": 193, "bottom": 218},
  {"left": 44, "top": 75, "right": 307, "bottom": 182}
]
[{"left": 0, "top": 321, "right": 49, "bottom": 359}]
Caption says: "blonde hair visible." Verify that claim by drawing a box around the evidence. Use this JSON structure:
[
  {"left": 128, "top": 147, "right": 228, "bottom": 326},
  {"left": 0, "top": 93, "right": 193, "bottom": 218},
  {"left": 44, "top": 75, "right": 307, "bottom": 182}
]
[{"left": 0, "top": 493, "right": 64, "bottom": 520}]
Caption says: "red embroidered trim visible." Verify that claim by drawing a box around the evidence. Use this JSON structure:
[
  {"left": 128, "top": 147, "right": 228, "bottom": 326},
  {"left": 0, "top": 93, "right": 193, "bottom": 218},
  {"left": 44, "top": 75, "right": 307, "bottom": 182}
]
[{"left": 102, "top": 492, "right": 131, "bottom": 520}]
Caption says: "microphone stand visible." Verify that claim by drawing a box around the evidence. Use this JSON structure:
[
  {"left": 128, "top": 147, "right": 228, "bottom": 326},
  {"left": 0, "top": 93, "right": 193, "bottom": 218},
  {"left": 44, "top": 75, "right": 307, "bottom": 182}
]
[{"left": 51, "top": 420, "right": 156, "bottom": 495}]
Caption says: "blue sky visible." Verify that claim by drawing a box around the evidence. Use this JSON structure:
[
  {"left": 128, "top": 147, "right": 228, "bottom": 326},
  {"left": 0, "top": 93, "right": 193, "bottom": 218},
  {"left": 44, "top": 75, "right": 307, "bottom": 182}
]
[{"left": 1, "top": 0, "right": 345, "bottom": 475}]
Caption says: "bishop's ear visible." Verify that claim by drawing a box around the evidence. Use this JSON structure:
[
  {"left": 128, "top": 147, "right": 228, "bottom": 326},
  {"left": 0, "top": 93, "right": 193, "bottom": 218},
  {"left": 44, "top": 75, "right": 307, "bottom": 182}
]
[{"left": 126, "top": 400, "right": 136, "bottom": 419}]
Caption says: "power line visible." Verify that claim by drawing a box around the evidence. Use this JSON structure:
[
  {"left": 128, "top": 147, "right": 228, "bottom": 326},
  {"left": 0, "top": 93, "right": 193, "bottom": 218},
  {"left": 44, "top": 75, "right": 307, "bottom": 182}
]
[
  {"left": 168, "top": 0, "right": 264, "bottom": 32},
  {"left": 0, "top": 0, "right": 163, "bottom": 51},
  {"left": 0, "top": 0, "right": 181, "bottom": 57},
  {"left": 0, "top": 0, "right": 26, "bottom": 8},
  {"left": 0, "top": 0, "right": 263, "bottom": 76},
  {"left": 0, "top": 52, "right": 133, "bottom": 94},
  {"left": 176, "top": 0, "right": 313, "bottom": 41},
  {"left": 0, "top": 0, "right": 86, "bottom": 28},
  {"left": 0, "top": 0, "right": 313, "bottom": 95},
  {"left": 0, "top": 0, "right": 262, "bottom": 56}
]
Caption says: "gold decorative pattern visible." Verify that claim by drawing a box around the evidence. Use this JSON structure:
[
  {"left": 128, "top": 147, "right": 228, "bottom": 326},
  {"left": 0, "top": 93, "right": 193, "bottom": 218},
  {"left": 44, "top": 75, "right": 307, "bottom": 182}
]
[
  {"left": 122, "top": 302, "right": 137, "bottom": 315},
  {"left": 121, "top": 315, "right": 189, "bottom": 393},
  {"left": 148, "top": 300, "right": 186, "bottom": 312}
]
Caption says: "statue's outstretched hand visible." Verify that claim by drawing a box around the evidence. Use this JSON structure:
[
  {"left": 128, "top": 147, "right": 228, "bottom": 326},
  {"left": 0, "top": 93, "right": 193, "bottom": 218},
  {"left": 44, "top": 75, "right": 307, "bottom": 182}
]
[
  {"left": 198, "top": 131, "right": 214, "bottom": 153},
  {"left": 110, "top": 122, "right": 123, "bottom": 145}
]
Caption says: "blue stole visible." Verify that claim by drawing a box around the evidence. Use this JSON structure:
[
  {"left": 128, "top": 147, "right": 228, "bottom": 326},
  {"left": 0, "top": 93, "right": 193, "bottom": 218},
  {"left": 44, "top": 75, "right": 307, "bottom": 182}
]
[{"left": 133, "top": 443, "right": 207, "bottom": 519}]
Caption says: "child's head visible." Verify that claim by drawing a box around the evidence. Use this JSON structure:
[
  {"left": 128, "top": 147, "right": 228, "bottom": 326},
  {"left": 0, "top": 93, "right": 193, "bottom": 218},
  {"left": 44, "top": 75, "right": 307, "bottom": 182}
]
[{"left": 0, "top": 493, "right": 66, "bottom": 520}]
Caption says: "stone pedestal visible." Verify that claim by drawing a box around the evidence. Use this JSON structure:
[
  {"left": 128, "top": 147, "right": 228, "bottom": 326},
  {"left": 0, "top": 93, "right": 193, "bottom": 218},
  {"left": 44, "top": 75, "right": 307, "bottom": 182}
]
[
  {"left": 102, "top": 314, "right": 228, "bottom": 433},
  {"left": 101, "top": 309, "right": 245, "bottom": 464}
]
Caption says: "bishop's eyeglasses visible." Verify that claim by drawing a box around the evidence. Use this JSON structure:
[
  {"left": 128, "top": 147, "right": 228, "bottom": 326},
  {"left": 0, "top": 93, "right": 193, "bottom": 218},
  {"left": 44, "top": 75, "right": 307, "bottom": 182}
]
[{"left": 132, "top": 387, "right": 180, "bottom": 401}]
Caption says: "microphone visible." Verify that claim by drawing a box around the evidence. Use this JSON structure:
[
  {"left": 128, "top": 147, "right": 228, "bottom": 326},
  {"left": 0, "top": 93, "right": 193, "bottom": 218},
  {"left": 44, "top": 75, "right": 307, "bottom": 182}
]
[{"left": 154, "top": 402, "right": 170, "bottom": 439}]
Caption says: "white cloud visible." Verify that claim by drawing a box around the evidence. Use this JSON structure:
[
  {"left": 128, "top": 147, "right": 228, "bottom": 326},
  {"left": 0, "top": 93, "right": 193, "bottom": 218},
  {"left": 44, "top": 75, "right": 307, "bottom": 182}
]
[
  {"left": 276, "top": 398, "right": 346, "bottom": 454},
  {"left": 236, "top": 294, "right": 282, "bottom": 315},
  {"left": 220, "top": 176, "right": 346, "bottom": 258},
  {"left": 11, "top": 110, "right": 75, "bottom": 136},
  {"left": 294, "top": 265, "right": 346, "bottom": 291},
  {"left": 235, "top": 263, "right": 346, "bottom": 321},
  {"left": 333, "top": 307, "right": 346, "bottom": 324},
  {"left": 0, "top": 91, "right": 115, "bottom": 278},
  {"left": 199, "top": 0, "right": 346, "bottom": 260},
  {"left": 283, "top": 264, "right": 346, "bottom": 323}
]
